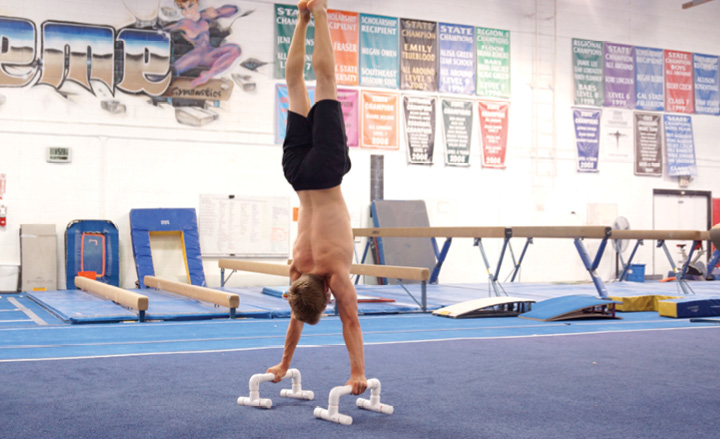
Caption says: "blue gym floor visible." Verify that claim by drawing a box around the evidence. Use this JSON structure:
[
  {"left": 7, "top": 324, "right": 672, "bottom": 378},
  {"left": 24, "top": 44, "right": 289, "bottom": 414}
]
[{"left": 2, "top": 281, "right": 720, "bottom": 438}]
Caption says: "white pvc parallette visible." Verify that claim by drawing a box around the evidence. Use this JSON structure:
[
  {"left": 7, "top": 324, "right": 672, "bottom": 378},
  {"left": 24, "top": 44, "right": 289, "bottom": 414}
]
[
  {"left": 314, "top": 378, "right": 394, "bottom": 425},
  {"left": 237, "top": 368, "right": 313, "bottom": 409}
]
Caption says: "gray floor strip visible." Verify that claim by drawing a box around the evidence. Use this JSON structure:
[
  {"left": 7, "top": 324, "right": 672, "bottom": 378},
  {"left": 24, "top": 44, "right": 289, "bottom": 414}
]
[{"left": 8, "top": 298, "right": 48, "bottom": 326}]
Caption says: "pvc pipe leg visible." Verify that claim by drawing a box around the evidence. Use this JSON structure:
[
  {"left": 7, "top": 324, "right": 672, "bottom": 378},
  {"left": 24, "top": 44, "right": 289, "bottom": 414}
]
[{"left": 238, "top": 368, "right": 313, "bottom": 409}]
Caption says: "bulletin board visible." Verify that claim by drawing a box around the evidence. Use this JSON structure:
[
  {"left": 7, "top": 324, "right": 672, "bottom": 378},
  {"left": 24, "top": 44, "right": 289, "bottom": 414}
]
[{"left": 198, "top": 194, "right": 290, "bottom": 257}]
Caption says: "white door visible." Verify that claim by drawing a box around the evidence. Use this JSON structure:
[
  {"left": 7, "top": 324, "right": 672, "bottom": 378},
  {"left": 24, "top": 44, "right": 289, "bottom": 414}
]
[{"left": 652, "top": 192, "right": 708, "bottom": 276}]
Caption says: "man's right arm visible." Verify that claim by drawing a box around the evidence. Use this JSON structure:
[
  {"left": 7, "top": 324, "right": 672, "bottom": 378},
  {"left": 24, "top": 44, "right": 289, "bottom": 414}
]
[{"left": 267, "top": 316, "right": 304, "bottom": 382}]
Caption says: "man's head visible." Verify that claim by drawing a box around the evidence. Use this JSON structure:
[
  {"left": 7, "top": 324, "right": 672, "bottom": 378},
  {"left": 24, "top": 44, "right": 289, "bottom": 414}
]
[
  {"left": 174, "top": 0, "right": 200, "bottom": 19},
  {"left": 287, "top": 273, "right": 327, "bottom": 325}
]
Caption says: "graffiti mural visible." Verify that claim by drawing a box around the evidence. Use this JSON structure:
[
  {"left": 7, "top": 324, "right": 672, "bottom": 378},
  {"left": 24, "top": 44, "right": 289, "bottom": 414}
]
[{"left": 0, "top": 0, "right": 270, "bottom": 126}]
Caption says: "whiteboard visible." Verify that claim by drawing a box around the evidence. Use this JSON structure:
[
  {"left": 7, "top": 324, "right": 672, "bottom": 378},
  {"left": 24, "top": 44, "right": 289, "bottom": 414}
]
[{"left": 198, "top": 194, "right": 291, "bottom": 257}]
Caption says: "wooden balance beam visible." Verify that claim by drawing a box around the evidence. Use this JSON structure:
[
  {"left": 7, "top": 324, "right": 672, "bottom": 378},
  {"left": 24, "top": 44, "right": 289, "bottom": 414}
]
[
  {"left": 75, "top": 276, "right": 149, "bottom": 322},
  {"left": 609, "top": 228, "right": 707, "bottom": 294},
  {"left": 511, "top": 226, "right": 611, "bottom": 239},
  {"left": 218, "top": 259, "right": 431, "bottom": 311},
  {"left": 352, "top": 227, "right": 508, "bottom": 239},
  {"left": 143, "top": 275, "right": 240, "bottom": 318}
]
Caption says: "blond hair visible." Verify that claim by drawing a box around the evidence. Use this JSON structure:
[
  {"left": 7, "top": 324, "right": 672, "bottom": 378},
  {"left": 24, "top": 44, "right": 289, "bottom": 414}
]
[{"left": 287, "top": 274, "right": 327, "bottom": 325}]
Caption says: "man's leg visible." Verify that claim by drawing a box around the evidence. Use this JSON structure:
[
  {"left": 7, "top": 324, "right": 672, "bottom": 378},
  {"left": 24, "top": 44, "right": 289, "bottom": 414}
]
[
  {"left": 287, "top": 1, "right": 312, "bottom": 116},
  {"left": 307, "top": 0, "right": 336, "bottom": 102}
]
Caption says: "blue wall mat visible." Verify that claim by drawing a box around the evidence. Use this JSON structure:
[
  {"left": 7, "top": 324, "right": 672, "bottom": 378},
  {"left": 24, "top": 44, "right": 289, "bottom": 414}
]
[{"left": 65, "top": 220, "right": 120, "bottom": 288}]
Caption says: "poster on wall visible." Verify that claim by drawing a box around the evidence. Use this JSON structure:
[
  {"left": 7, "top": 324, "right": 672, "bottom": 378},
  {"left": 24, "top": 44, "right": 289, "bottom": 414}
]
[
  {"left": 664, "top": 114, "right": 697, "bottom": 177},
  {"left": 0, "top": 2, "right": 274, "bottom": 128},
  {"left": 572, "top": 38, "right": 604, "bottom": 106},
  {"left": 399, "top": 18, "right": 438, "bottom": 92},
  {"left": 438, "top": 23, "right": 475, "bottom": 95},
  {"left": 635, "top": 46, "right": 665, "bottom": 111},
  {"left": 693, "top": 53, "right": 720, "bottom": 115},
  {"left": 603, "top": 43, "right": 635, "bottom": 108},
  {"left": 634, "top": 112, "right": 663, "bottom": 176},
  {"left": 328, "top": 10, "right": 359, "bottom": 86},
  {"left": 275, "top": 84, "right": 315, "bottom": 144},
  {"left": 600, "top": 109, "right": 633, "bottom": 162},
  {"left": 664, "top": 50, "right": 694, "bottom": 114},
  {"left": 361, "top": 90, "right": 399, "bottom": 149},
  {"left": 478, "top": 100, "right": 510, "bottom": 168},
  {"left": 476, "top": 27, "right": 511, "bottom": 99},
  {"left": 403, "top": 95, "right": 436, "bottom": 165},
  {"left": 572, "top": 107, "right": 601, "bottom": 172},
  {"left": 338, "top": 89, "right": 359, "bottom": 147},
  {"left": 275, "top": 4, "right": 315, "bottom": 80},
  {"left": 441, "top": 99, "right": 473, "bottom": 166},
  {"left": 359, "top": 14, "right": 399, "bottom": 89}
]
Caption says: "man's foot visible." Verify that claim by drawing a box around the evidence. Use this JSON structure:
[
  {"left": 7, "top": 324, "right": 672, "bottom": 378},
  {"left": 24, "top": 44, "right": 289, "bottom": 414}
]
[
  {"left": 307, "top": 0, "right": 328, "bottom": 13},
  {"left": 298, "top": 0, "right": 311, "bottom": 18}
]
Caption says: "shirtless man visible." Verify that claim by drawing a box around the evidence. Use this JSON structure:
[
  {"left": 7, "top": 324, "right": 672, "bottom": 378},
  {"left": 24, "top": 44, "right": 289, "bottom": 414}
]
[{"left": 265, "top": 0, "right": 367, "bottom": 395}]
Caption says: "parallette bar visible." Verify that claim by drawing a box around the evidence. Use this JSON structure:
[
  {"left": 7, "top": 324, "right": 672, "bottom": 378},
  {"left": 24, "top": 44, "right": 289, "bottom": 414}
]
[
  {"left": 75, "top": 276, "right": 149, "bottom": 312},
  {"left": 143, "top": 276, "right": 239, "bottom": 308},
  {"left": 610, "top": 229, "right": 704, "bottom": 241},
  {"left": 511, "top": 226, "right": 610, "bottom": 239},
  {"left": 353, "top": 226, "right": 507, "bottom": 238},
  {"left": 219, "top": 260, "right": 430, "bottom": 282}
]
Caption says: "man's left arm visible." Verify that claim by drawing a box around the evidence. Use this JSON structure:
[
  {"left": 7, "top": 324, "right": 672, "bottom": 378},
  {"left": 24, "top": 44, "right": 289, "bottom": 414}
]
[{"left": 328, "top": 272, "right": 367, "bottom": 395}]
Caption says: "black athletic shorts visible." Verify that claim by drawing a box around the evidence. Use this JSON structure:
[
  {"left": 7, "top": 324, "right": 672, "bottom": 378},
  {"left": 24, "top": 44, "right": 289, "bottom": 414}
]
[{"left": 282, "top": 99, "right": 351, "bottom": 191}]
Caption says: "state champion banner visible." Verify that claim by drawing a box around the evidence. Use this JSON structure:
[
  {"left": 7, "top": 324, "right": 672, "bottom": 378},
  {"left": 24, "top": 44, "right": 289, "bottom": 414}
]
[
  {"left": 441, "top": 99, "right": 473, "bottom": 166},
  {"left": 572, "top": 39, "right": 604, "bottom": 106},
  {"left": 328, "top": 10, "right": 359, "bottom": 86},
  {"left": 634, "top": 112, "right": 663, "bottom": 176},
  {"left": 361, "top": 90, "right": 399, "bottom": 149},
  {"left": 476, "top": 27, "right": 511, "bottom": 99},
  {"left": 572, "top": 107, "right": 601, "bottom": 172},
  {"left": 403, "top": 95, "right": 436, "bottom": 165},
  {"left": 274, "top": 4, "right": 315, "bottom": 80},
  {"left": 478, "top": 100, "right": 510, "bottom": 168},
  {"left": 400, "top": 18, "right": 438, "bottom": 92},
  {"left": 359, "top": 14, "right": 399, "bottom": 88},
  {"left": 438, "top": 23, "right": 475, "bottom": 95},
  {"left": 635, "top": 46, "right": 664, "bottom": 111},
  {"left": 664, "top": 114, "right": 697, "bottom": 177},
  {"left": 604, "top": 42, "right": 635, "bottom": 108},
  {"left": 694, "top": 53, "right": 720, "bottom": 115},
  {"left": 338, "top": 88, "right": 359, "bottom": 147},
  {"left": 275, "top": 84, "right": 315, "bottom": 144},
  {"left": 665, "top": 50, "right": 694, "bottom": 113}
]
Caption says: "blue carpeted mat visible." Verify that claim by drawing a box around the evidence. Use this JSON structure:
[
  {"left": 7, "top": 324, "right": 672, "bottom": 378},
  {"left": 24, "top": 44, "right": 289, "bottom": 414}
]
[
  {"left": 1, "top": 325, "right": 720, "bottom": 439},
  {"left": 27, "top": 290, "right": 139, "bottom": 323}
]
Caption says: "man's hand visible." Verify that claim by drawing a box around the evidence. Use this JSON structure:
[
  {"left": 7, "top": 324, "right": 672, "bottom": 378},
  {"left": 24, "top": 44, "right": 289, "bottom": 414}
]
[
  {"left": 266, "top": 364, "right": 288, "bottom": 383},
  {"left": 346, "top": 374, "right": 367, "bottom": 395}
]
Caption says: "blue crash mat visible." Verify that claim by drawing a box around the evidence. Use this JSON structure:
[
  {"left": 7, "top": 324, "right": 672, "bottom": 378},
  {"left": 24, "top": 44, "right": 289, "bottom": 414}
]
[{"left": 27, "top": 290, "right": 139, "bottom": 324}]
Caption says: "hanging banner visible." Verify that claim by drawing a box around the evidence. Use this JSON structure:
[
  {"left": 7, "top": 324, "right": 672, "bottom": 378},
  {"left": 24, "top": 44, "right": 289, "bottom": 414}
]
[
  {"left": 359, "top": 14, "right": 399, "bottom": 89},
  {"left": 664, "top": 114, "right": 697, "bottom": 177},
  {"left": 694, "top": 53, "right": 720, "bottom": 115},
  {"left": 438, "top": 23, "right": 475, "bottom": 95},
  {"left": 403, "top": 95, "right": 436, "bottom": 164},
  {"left": 572, "top": 107, "right": 601, "bottom": 172},
  {"left": 635, "top": 46, "right": 664, "bottom": 111},
  {"left": 274, "top": 4, "right": 315, "bottom": 80},
  {"left": 361, "top": 90, "right": 399, "bottom": 149},
  {"left": 476, "top": 27, "right": 511, "bottom": 99},
  {"left": 572, "top": 39, "right": 604, "bottom": 106},
  {"left": 274, "top": 84, "right": 315, "bottom": 144},
  {"left": 600, "top": 109, "right": 633, "bottom": 162},
  {"left": 478, "top": 100, "right": 509, "bottom": 168},
  {"left": 441, "top": 99, "right": 473, "bottom": 166},
  {"left": 634, "top": 112, "right": 663, "bottom": 176},
  {"left": 338, "top": 88, "right": 359, "bottom": 148},
  {"left": 665, "top": 50, "right": 694, "bottom": 114},
  {"left": 399, "top": 19, "right": 438, "bottom": 92},
  {"left": 604, "top": 43, "right": 635, "bottom": 108},
  {"left": 328, "top": 10, "right": 359, "bottom": 86}
]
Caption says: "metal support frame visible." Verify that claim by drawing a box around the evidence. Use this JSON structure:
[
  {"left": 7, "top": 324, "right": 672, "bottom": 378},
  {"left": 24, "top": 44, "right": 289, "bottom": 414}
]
[
  {"left": 509, "top": 238, "right": 533, "bottom": 282},
  {"left": 573, "top": 235, "right": 610, "bottom": 298},
  {"left": 473, "top": 232, "right": 511, "bottom": 297},
  {"left": 617, "top": 240, "right": 644, "bottom": 281},
  {"left": 618, "top": 239, "right": 697, "bottom": 295},
  {"left": 709, "top": 250, "right": 720, "bottom": 277}
]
